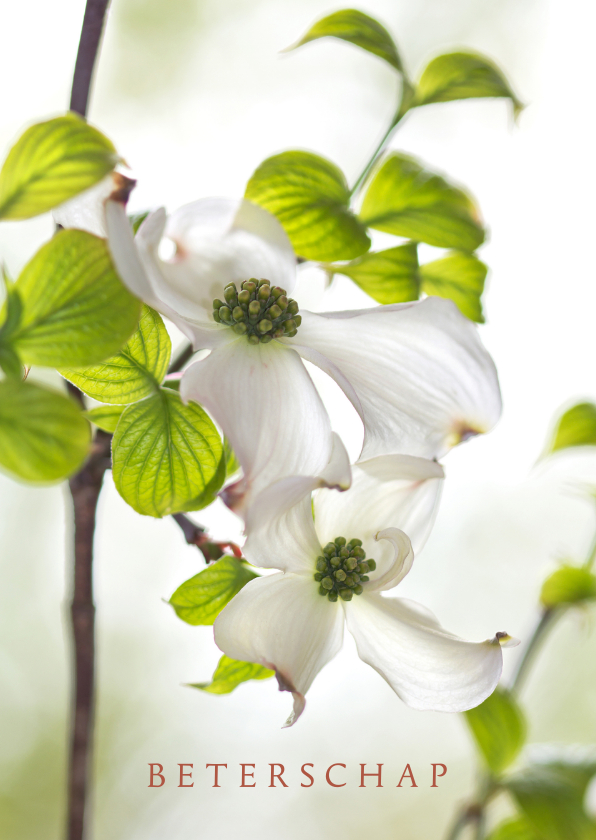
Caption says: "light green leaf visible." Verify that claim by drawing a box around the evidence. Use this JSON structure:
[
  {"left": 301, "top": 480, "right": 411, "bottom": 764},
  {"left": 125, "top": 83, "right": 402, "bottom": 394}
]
[
  {"left": 543, "top": 403, "right": 596, "bottom": 456},
  {"left": 224, "top": 436, "right": 241, "bottom": 477},
  {"left": 129, "top": 211, "right": 150, "bottom": 234},
  {"left": 10, "top": 230, "right": 141, "bottom": 368},
  {"left": 0, "top": 379, "right": 89, "bottom": 482},
  {"left": 359, "top": 152, "right": 485, "bottom": 252},
  {"left": 415, "top": 52, "right": 523, "bottom": 117},
  {"left": 189, "top": 654, "right": 273, "bottom": 695},
  {"left": 112, "top": 388, "right": 223, "bottom": 517},
  {"left": 60, "top": 306, "right": 170, "bottom": 404},
  {"left": 506, "top": 758, "right": 596, "bottom": 840},
  {"left": 329, "top": 243, "right": 419, "bottom": 304},
  {"left": 245, "top": 151, "right": 371, "bottom": 261},
  {"left": 487, "top": 818, "right": 540, "bottom": 840},
  {"left": 464, "top": 688, "right": 526, "bottom": 775},
  {"left": 84, "top": 404, "right": 125, "bottom": 433},
  {"left": 286, "top": 8, "right": 405, "bottom": 74},
  {"left": 540, "top": 565, "right": 596, "bottom": 609},
  {"left": 419, "top": 250, "right": 487, "bottom": 322},
  {"left": 169, "top": 557, "right": 258, "bottom": 625},
  {"left": 0, "top": 114, "right": 118, "bottom": 220}
]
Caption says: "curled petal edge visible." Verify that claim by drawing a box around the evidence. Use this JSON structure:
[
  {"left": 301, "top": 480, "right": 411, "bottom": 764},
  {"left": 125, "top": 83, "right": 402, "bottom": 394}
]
[{"left": 365, "top": 527, "right": 414, "bottom": 593}]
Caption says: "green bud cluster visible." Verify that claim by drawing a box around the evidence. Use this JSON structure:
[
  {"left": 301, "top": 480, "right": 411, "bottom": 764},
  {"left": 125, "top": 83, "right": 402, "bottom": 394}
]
[
  {"left": 314, "top": 536, "right": 377, "bottom": 602},
  {"left": 212, "top": 278, "right": 301, "bottom": 344}
]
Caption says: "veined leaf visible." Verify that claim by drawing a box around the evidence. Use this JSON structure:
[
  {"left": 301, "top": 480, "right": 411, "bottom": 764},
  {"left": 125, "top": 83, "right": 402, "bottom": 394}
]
[
  {"left": 84, "top": 404, "right": 125, "bottom": 433},
  {"left": 0, "top": 114, "right": 118, "bottom": 220},
  {"left": 286, "top": 8, "right": 405, "bottom": 74},
  {"left": 245, "top": 151, "right": 370, "bottom": 261},
  {"left": 487, "top": 817, "right": 540, "bottom": 840},
  {"left": 415, "top": 52, "right": 523, "bottom": 117},
  {"left": 420, "top": 250, "right": 487, "bottom": 322},
  {"left": 11, "top": 230, "right": 141, "bottom": 368},
  {"left": 0, "top": 379, "right": 89, "bottom": 482},
  {"left": 224, "top": 437, "right": 241, "bottom": 477},
  {"left": 112, "top": 388, "right": 223, "bottom": 517},
  {"left": 61, "top": 306, "right": 170, "bottom": 404},
  {"left": 543, "top": 402, "right": 596, "bottom": 457},
  {"left": 328, "top": 243, "right": 419, "bottom": 304},
  {"left": 189, "top": 654, "right": 273, "bottom": 694},
  {"left": 359, "top": 152, "right": 484, "bottom": 251},
  {"left": 540, "top": 566, "right": 596, "bottom": 609},
  {"left": 464, "top": 688, "right": 526, "bottom": 775},
  {"left": 169, "top": 557, "right": 258, "bottom": 625}
]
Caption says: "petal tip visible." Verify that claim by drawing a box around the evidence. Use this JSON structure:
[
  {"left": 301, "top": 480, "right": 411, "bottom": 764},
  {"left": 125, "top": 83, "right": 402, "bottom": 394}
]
[
  {"left": 108, "top": 173, "right": 137, "bottom": 206},
  {"left": 275, "top": 668, "right": 306, "bottom": 728},
  {"left": 493, "top": 631, "right": 520, "bottom": 648}
]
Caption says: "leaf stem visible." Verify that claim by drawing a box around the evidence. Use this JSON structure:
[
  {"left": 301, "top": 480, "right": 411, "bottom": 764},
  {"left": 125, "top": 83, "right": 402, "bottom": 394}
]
[
  {"left": 69, "top": 0, "right": 111, "bottom": 117},
  {"left": 168, "top": 341, "right": 194, "bottom": 374},
  {"left": 510, "top": 607, "right": 559, "bottom": 697}
]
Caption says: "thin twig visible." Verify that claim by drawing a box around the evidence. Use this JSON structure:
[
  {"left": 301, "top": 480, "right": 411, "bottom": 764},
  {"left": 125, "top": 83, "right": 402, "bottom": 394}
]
[
  {"left": 172, "top": 512, "right": 243, "bottom": 563},
  {"left": 69, "top": 0, "right": 111, "bottom": 117},
  {"left": 167, "top": 341, "right": 194, "bottom": 375}
]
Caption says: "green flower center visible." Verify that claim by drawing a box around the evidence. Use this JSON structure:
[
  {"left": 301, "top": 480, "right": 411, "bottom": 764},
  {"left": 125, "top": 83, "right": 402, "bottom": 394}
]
[
  {"left": 212, "top": 278, "right": 301, "bottom": 344},
  {"left": 314, "top": 537, "right": 377, "bottom": 603}
]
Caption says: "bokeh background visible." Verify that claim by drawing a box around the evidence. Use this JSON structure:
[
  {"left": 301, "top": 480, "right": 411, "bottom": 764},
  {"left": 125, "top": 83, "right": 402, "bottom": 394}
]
[{"left": 1, "top": 0, "right": 596, "bottom": 837}]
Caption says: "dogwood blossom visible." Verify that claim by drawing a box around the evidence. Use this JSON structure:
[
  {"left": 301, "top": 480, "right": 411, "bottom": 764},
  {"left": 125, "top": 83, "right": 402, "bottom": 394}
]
[
  {"left": 56, "top": 176, "right": 502, "bottom": 514},
  {"left": 215, "top": 456, "right": 516, "bottom": 726}
]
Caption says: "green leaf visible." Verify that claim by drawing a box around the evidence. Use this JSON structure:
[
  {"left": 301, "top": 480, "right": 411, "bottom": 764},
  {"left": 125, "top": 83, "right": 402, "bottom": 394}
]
[
  {"left": 0, "top": 379, "right": 89, "bottom": 482},
  {"left": 10, "top": 230, "right": 141, "bottom": 368},
  {"left": 112, "top": 388, "right": 223, "bottom": 517},
  {"left": 245, "top": 151, "right": 371, "bottom": 261},
  {"left": 359, "top": 152, "right": 485, "bottom": 251},
  {"left": 224, "top": 436, "right": 241, "bottom": 477},
  {"left": 60, "top": 306, "right": 170, "bottom": 404},
  {"left": 540, "top": 565, "right": 596, "bottom": 609},
  {"left": 0, "top": 114, "right": 118, "bottom": 220},
  {"left": 419, "top": 251, "right": 487, "bottom": 322},
  {"left": 543, "top": 403, "right": 596, "bottom": 456},
  {"left": 464, "top": 688, "right": 526, "bottom": 775},
  {"left": 487, "top": 818, "right": 540, "bottom": 840},
  {"left": 189, "top": 654, "right": 273, "bottom": 695},
  {"left": 287, "top": 9, "right": 405, "bottom": 74},
  {"left": 129, "top": 211, "right": 150, "bottom": 234},
  {"left": 169, "top": 557, "right": 258, "bottom": 625},
  {"left": 505, "top": 758, "right": 596, "bottom": 840},
  {"left": 328, "top": 243, "right": 419, "bottom": 304},
  {"left": 84, "top": 404, "right": 125, "bottom": 433},
  {"left": 415, "top": 52, "right": 523, "bottom": 117}
]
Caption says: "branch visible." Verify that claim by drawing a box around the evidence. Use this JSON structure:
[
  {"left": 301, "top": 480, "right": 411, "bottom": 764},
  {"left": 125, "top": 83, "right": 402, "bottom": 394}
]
[
  {"left": 172, "top": 512, "right": 243, "bottom": 563},
  {"left": 69, "top": 0, "right": 111, "bottom": 117}
]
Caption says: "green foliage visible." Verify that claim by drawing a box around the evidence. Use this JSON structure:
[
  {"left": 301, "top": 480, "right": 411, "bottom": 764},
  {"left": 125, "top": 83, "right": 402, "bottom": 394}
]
[
  {"left": 169, "top": 557, "right": 258, "bottom": 625},
  {"left": 359, "top": 152, "right": 484, "bottom": 251},
  {"left": 487, "top": 818, "right": 540, "bottom": 840},
  {"left": 0, "top": 114, "right": 118, "bottom": 220},
  {"left": 419, "top": 251, "right": 487, "bottom": 322},
  {"left": 415, "top": 52, "right": 523, "bottom": 116},
  {"left": 84, "top": 405, "right": 125, "bottom": 433},
  {"left": 287, "top": 8, "right": 405, "bottom": 74},
  {"left": 0, "top": 379, "right": 89, "bottom": 482},
  {"left": 543, "top": 402, "right": 596, "bottom": 456},
  {"left": 112, "top": 388, "right": 223, "bottom": 517},
  {"left": 7, "top": 230, "right": 141, "bottom": 368},
  {"left": 329, "top": 243, "right": 419, "bottom": 304},
  {"left": 464, "top": 688, "right": 526, "bottom": 775},
  {"left": 129, "top": 211, "right": 150, "bottom": 233},
  {"left": 189, "top": 654, "right": 273, "bottom": 694},
  {"left": 224, "top": 437, "right": 241, "bottom": 477},
  {"left": 540, "top": 565, "right": 596, "bottom": 609},
  {"left": 61, "top": 306, "right": 170, "bottom": 404},
  {"left": 505, "top": 758, "right": 596, "bottom": 840},
  {"left": 245, "top": 151, "right": 370, "bottom": 261}
]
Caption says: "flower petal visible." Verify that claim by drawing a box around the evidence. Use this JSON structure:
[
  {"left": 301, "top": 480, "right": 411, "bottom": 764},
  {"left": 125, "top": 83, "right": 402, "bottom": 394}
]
[
  {"left": 214, "top": 572, "right": 344, "bottom": 726},
  {"left": 180, "top": 340, "right": 335, "bottom": 515},
  {"left": 53, "top": 172, "right": 122, "bottom": 236},
  {"left": 345, "top": 594, "right": 503, "bottom": 712},
  {"left": 288, "top": 297, "right": 501, "bottom": 460},
  {"left": 243, "top": 433, "right": 351, "bottom": 572},
  {"left": 313, "top": 455, "right": 444, "bottom": 560}
]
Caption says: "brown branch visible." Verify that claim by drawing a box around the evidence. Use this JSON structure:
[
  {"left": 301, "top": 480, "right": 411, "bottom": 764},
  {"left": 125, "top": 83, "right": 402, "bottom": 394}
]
[
  {"left": 172, "top": 512, "right": 243, "bottom": 563},
  {"left": 69, "top": 0, "right": 111, "bottom": 117}
]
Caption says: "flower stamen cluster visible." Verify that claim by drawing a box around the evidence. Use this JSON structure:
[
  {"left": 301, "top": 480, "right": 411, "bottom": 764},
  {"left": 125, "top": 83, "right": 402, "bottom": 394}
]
[
  {"left": 213, "top": 278, "right": 301, "bottom": 344},
  {"left": 314, "top": 537, "right": 377, "bottom": 602}
]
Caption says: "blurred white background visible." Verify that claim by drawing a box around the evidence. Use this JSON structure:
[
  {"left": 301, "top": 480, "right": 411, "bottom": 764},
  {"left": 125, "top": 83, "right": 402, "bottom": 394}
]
[{"left": 1, "top": 0, "right": 596, "bottom": 837}]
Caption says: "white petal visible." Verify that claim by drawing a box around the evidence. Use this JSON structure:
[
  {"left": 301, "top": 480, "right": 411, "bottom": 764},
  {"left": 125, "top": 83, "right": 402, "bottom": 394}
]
[
  {"left": 180, "top": 340, "right": 335, "bottom": 514},
  {"left": 243, "top": 433, "right": 351, "bottom": 572},
  {"left": 288, "top": 298, "right": 501, "bottom": 460},
  {"left": 345, "top": 594, "right": 503, "bottom": 712},
  {"left": 53, "top": 171, "right": 124, "bottom": 236},
  {"left": 365, "top": 528, "right": 414, "bottom": 592},
  {"left": 214, "top": 573, "right": 344, "bottom": 726},
  {"left": 313, "top": 455, "right": 444, "bottom": 563}
]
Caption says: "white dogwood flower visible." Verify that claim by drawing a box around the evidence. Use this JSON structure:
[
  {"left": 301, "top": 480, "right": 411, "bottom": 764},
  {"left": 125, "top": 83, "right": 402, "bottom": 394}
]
[
  {"left": 56, "top": 177, "right": 502, "bottom": 514},
  {"left": 214, "top": 456, "right": 516, "bottom": 726}
]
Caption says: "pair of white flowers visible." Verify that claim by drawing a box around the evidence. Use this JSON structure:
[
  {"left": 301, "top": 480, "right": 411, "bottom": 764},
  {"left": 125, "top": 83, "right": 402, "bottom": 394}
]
[{"left": 58, "top": 174, "right": 514, "bottom": 726}]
